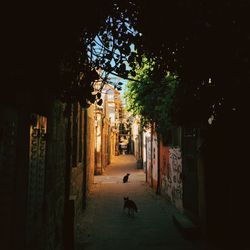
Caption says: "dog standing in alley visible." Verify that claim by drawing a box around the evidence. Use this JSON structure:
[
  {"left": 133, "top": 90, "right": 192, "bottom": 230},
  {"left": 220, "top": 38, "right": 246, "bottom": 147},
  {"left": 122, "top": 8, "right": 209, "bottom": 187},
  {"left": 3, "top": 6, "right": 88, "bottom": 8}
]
[
  {"left": 123, "top": 197, "right": 138, "bottom": 217},
  {"left": 123, "top": 173, "right": 130, "bottom": 183}
]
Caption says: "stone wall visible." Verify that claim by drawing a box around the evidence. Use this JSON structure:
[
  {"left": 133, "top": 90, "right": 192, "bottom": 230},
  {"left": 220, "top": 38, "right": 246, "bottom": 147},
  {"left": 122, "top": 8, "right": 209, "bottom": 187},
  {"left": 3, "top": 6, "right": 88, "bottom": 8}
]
[
  {"left": 0, "top": 101, "right": 68, "bottom": 250},
  {"left": 86, "top": 105, "right": 95, "bottom": 194},
  {"left": 42, "top": 100, "right": 68, "bottom": 250},
  {"left": 70, "top": 103, "right": 84, "bottom": 215},
  {"left": 0, "top": 100, "right": 98, "bottom": 250},
  {"left": 102, "top": 116, "right": 110, "bottom": 171},
  {"left": 0, "top": 107, "right": 20, "bottom": 249}
]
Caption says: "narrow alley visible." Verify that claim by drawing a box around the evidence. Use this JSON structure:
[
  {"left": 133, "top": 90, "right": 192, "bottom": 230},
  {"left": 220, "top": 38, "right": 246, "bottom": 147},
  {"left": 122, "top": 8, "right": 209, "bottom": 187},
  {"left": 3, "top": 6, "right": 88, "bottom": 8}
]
[
  {"left": 75, "top": 155, "right": 203, "bottom": 250},
  {"left": 1, "top": 2, "right": 249, "bottom": 250}
]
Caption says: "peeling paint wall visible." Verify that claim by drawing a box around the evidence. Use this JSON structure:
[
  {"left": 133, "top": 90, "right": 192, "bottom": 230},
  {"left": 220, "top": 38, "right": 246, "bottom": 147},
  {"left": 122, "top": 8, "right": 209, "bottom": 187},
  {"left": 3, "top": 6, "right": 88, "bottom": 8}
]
[
  {"left": 160, "top": 141, "right": 169, "bottom": 197},
  {"left": 161, "top": 145, "right": 183, "bottom": 211}
]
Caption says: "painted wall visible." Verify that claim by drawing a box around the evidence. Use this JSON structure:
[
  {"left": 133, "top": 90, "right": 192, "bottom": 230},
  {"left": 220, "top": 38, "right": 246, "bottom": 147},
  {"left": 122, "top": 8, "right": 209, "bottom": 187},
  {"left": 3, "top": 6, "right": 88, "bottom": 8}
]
[
  {"left": 161, "top": 145, "right": 183, "bottom": 211},
  {"left": 131, "top": 118, "right": 140, "bottom": 159},
  {"left": 159, "top": 141, "right": 169, "bottom": 197},
  {"left": 94, "top": 110, "right": 102, "bottom": 175},
  {"left": 152, "top": 132, "right": 158, "bottom": 191},
  {"left": 146, "top": 134, "right": 152, "bottom": 186},
  {"left": 142, "top": 131, "right": 147, "bottom": 172}
]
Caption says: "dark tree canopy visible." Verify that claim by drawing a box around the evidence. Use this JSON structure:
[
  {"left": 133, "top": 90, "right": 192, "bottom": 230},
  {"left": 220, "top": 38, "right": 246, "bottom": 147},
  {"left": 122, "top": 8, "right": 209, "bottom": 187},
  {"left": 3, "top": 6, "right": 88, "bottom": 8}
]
[
  {"left": 1, "top": 1, "right": 115, "bottom": 109},
  {"left": 131, "top": 1, "right": 250, "bottom": 127},
  {"left": 1, "top": 0, "right": 249, "bottom": 127}
]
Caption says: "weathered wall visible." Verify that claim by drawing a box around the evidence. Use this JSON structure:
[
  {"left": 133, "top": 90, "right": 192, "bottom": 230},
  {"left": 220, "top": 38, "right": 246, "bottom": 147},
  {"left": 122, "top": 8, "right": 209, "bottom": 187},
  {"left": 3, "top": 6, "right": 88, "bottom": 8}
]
[
  {"left": 0, "top": 107, "right": 26, "bottom": 250},
  {"left": 146, "top": 134, "right": 152, "bottom": 186},
  {"left": 168, "top": 147, "right": 183, "bottom": 211},
  {"left": 25, "top": 114, "right": 48, "bottom": 250},
  {"left": 43, "top": 100, "right": 67, "bottom": 250},
  {"left": 70, "top": 164, "right": 83, "bottom": 209},
  {"left": 142, "top": 132, "right": 147, "bottom": 172},
  {"left": 152, "top": 132, "right": 158, "bottom": 191},
  {"left": 131, "top": 118, "right": 140, "bottom": 159},
  {"left": 0, "top": 100, "right": 97, "bottom": 250},
  {"left": 159, "top": 141, "right": 170, "bottom": 197},
  {"left": 70, "top": 103, "right": 84, "bottom": 214},
  {"left": 95, "top": 110, "right": 102, "bottom": 175},
  {"left": 102, "top": 116, "right": 110, "bottom": 171},
  {"left": 0, "top": 101, "right": 69, "bottom": 250},
  {"left": 110, "top": 131, "right": 115, "bottom": 160},
  {"left": 160, "top": 144, "right": 183, "bottom": 211},
  {"left": 86, "top": 105, "right": 95, "bottom": 193}
]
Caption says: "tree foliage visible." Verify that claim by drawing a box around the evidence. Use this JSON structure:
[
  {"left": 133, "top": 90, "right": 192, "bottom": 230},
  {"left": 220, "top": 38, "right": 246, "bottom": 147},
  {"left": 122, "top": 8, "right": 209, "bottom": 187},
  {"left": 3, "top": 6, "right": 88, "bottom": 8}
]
[
  {"left": 129, "top": 1, "right": 249, "bottom": 128},
  {"left": 2, "top": 0, "right": 249, "bottom": 127},
  {"left": 124, "top": 56, "right": 179, "bottom": 143},
  {"left": 1, "top": 1, "right": 139, "bottom": 109}
]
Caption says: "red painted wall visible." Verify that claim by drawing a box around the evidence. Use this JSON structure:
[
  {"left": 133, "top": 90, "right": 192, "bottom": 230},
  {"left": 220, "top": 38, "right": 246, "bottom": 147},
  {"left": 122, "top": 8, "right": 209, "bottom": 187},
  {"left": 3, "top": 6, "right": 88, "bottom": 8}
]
[{"left": 159, "top": 141, "right": 170, "bottom": 195}]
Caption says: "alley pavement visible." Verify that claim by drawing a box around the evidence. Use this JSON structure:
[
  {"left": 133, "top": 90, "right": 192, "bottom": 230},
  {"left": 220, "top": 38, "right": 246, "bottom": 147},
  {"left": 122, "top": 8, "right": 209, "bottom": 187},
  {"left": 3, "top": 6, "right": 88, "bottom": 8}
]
[{"left": 75, "top": 155, "right": 208, "bottom": 250}]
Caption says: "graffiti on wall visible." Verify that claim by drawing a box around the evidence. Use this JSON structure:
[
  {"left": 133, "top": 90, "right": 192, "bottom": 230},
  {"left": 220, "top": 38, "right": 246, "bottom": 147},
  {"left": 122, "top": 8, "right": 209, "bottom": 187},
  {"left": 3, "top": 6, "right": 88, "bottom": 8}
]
[{"left": 166, "top": 147, "right": 183, "bottom": 210}]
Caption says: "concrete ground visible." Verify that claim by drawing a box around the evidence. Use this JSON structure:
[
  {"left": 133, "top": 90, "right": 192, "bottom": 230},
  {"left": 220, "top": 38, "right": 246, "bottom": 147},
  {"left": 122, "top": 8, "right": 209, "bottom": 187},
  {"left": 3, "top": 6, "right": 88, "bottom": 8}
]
[{"left": 75, "top": 155, "right": 208, "bottom": 250}]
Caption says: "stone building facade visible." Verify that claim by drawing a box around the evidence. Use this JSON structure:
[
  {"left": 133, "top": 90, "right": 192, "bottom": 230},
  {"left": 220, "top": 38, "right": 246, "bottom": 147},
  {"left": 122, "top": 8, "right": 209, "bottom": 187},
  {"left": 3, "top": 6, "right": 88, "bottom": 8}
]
[{"left": 0, "top": 98, "right": 96, "bottom": 250}]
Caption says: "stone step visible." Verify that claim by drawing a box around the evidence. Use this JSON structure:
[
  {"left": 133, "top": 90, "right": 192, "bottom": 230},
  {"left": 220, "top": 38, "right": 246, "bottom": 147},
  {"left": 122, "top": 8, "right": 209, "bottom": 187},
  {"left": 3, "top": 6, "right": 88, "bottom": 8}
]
[{"left": 172, "top": 213, "right": 201, "bottom": 240}]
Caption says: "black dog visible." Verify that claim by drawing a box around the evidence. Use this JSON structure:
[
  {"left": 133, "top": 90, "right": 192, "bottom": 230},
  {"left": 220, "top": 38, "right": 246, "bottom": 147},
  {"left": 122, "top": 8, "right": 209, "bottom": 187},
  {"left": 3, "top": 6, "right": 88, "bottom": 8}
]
[{"left": 123, "top": 173, "right": 130, "bottom": 183}]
